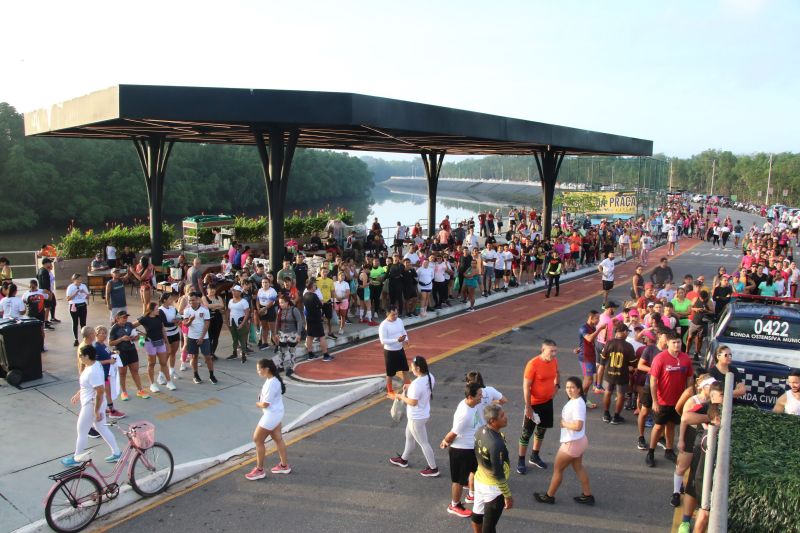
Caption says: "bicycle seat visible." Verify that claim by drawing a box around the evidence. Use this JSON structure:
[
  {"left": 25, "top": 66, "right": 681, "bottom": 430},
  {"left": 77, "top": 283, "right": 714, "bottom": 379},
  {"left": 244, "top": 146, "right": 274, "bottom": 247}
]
[{"left": 74, "top": 451, "right": 94, "bottom": 462}]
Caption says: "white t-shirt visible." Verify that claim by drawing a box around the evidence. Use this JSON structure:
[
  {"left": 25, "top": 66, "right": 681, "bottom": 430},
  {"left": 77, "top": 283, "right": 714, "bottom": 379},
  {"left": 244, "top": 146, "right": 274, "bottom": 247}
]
[
  {"left": 184, "top": 305, "right": 210, "bottom": 339},
  {"left": 406, "top": 373, "right": 435, "bottom": 420},
  {"left": 560, "top": 397, "right": 587, "bottom": 442},
  {"left": 1, "top": 296, "right": 25, "bottom": 318},
  {"left": 106, "top": 245, "right": 117, "bottom": 260},
  {"left": 416, "top": 265, "right": 434, "bottom": 288},
  {"left": 260, "top": 376, "right": 284, "bottom": 415},
  {"left": 66, "top": 283, "right": 89, "bottom": 305},
  {"left": 228, "top": 298, "right": 250, "bottom": 325},
  {"left": 599, "top": 258, "right": 615, "bottom": 281},
  {"left": 481, "top": 249, "right": 498, "bottom": 269},
  {"left": 79, "top": 361, "right": 106, "bottom": 406},
  {"left": 450, "top": 399, "right": 481, "bottom": 449},
  {"left": 257, "top": 287, "right": 278, "bottom": 309},
  {"left": 477, "top": 386, "right": 504, "bottom": 424},
  {"left": 333, "top": 280, "right": 350, "bottom": 301},
  {"left": 403, "top": 252, "right": 420, "bottom": 266}
]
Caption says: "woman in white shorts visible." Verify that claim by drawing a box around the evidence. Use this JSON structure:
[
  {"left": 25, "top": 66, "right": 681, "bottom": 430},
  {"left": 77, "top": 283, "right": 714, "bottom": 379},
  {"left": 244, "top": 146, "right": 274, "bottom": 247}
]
[
  {"left": 61, "top": 345, "right": 121, "bottom": 466},
  {"left": 534, "top": 376, "right": 594, "bottom": 505},
  {"left": 246, "top": 358, "right": 291, "bottom": 480}
]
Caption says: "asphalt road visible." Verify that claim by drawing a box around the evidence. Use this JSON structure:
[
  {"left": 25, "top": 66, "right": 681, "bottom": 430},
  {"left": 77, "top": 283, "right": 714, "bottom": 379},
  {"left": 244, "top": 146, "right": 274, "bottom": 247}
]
[{"left": 105, "top": 207, "right": 761, "bottom": 533}]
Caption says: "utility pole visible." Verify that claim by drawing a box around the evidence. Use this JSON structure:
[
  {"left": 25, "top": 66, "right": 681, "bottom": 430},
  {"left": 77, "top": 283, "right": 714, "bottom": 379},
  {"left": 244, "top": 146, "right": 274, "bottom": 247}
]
[
  {"left": 765, "top": 154, "right": 773, "bottom": 205},
  {"left": 709, "top": 159, "right": 716, "bottom": 197},
  {"left": 669, "top": 159, "right": 674, "bottom": 192}
]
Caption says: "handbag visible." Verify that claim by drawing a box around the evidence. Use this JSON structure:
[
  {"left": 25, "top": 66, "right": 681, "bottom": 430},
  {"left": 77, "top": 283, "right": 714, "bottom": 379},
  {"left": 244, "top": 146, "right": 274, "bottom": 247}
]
[{"left": 390, "top": 395, "right": 405, "bottom": 422}]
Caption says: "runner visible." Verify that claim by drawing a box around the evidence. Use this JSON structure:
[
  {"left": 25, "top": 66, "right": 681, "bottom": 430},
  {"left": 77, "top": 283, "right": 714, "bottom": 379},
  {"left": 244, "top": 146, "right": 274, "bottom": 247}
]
[
  {"left": 517, "top": 339, "right": 560, "bottom": 474},
  {"left": 245, "top": 358, "right": 291, "bottom": 480},
  {"left": 646, "top": 331, "right": 694, "bottom": 467},
  {"left": 440, "top": 382, "right": 483, "bottom": 518},
  {"left": 333, "top": 271, "right": 351, "bottom": 335},
  {"left": 544, "top": 250, "right": 562, "bottom": 298},
  {"left": 598, "top": 323, "right": 638, "bottom": 424},
  {"left": 534, "top": 376, "right": 594, "bottom": 506},
  {"left": 575, "top": 310, "right": 605, "bottom": 408},
  {"left": 378, "top": 304, "right": 411, "bottom": 397},
  {"left": 389, "top": 356, "right": 439, "bottom": 477},
  {"left": 131, "top": 302, "right": 171, "bottom": 394},
  {"left": 597, "top": 252, "right": 615, "bottom": 307},
  {"left": 61, "top": 345, "right": 121, "bottom": 467},
  {"left": 472, "top": 404, "right": 513, "bottom": 533},
  {"left": 183, "top": 292, "right": 218, "bottom": 385}
]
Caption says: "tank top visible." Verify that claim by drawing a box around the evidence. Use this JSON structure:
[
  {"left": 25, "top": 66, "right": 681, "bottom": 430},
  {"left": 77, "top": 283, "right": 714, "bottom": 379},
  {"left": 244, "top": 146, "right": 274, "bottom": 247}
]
[
  {"left": 159, "top": 305, "right": 180, "bottom": 337},
  {"left": 784, "top": 391, "right": 800, "bottom": 416},
  {"left": 108, "top": 279, "right": 126, "bottom": 308}
]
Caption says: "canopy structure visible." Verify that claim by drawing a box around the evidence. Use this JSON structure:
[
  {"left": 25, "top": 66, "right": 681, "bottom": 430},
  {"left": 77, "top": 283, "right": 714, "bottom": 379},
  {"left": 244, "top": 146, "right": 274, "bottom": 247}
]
[{"left": 25, "top": 85, "right": 653, "bottom": 269}]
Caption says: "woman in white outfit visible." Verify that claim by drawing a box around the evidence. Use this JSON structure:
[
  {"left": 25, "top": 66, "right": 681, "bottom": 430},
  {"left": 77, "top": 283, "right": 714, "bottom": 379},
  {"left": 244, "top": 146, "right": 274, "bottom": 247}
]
[
  {"left": 389, "top": 356, "right": 439, "bottom": 477},
  {"left": 61, "top": 345, "right": 121, "bottom": 466},
  {"left": 245, "top": 358, "right": 291, "bottom": 480}
]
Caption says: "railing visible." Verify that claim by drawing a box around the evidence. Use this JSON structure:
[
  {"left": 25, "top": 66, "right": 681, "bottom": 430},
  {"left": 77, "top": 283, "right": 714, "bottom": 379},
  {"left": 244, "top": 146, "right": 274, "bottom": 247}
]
[
  {"left": 0, "top": 250, "right": 39, "bottom": 283},
  {"left": 701, "top": 371, "right": 734, "bottom": 532}
]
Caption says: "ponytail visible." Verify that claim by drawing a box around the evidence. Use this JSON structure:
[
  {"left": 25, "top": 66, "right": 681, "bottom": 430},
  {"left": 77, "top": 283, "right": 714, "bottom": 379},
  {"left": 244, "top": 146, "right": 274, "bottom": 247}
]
[
  {"left": 258, "top": 358, "right": 287, "bottom": 394},
  {"left": 412, "top": 356, "right": 432, "bottom": 399}
]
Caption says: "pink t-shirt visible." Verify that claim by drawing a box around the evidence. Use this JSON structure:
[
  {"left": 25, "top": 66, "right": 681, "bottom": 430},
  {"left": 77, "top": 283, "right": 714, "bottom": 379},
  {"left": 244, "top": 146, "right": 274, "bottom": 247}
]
[
  {"left": 741, "top": 255, "right": 755, "bottom": 270},
  {"left": 597, "top": 313, "right": 615, "bottom": 344}
]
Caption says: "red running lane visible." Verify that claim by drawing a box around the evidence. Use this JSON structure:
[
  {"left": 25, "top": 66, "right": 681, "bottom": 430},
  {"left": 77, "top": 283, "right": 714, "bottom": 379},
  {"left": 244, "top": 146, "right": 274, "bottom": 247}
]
[{"left": 295, "top": 241, "right": 701, "bottom": 382}]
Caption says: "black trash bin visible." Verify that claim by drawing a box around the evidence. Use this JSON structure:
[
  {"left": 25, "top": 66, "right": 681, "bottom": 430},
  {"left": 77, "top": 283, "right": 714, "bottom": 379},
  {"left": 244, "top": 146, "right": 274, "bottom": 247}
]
[{"left": 0, "top": 317, "right": 44, "bottom": 386}]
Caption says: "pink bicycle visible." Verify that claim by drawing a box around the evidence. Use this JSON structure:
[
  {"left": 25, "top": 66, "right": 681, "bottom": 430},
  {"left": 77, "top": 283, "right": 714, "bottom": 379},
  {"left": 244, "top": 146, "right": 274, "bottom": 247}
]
[{"left": 44, "top": 421, "right": 173, "bottom": 533}]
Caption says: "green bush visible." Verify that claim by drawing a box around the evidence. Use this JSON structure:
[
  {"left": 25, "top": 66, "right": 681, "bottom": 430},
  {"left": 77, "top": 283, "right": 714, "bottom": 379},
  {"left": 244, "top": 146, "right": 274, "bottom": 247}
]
[
  {"left": 729, "top": 406, "right": 800, "bottom": 532},
  {"left": 57, "top": 224, "right": 176, "bottom": 259},
  {"left": 234, "top": 216, "right": 268, "bottom": 242}
]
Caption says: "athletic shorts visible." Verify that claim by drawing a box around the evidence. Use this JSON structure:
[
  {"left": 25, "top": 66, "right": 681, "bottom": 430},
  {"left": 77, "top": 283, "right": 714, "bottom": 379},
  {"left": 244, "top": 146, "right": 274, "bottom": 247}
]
[
  {"left": 167, "top": 333, "right": 181, "bottom": 345},
  {"left": 581, "top": 361, "right": 596, "bottom": 377},
  {"left": 495, "top": 270, "right": 505, "bottom": 279},
  {"left": 687, "top": 322, "right": 705, "bottom": 337},
  {"left": 449, "top": 447, "right": 478, "bottom": 485},
  {"left": 306, "top": 320, "right": 325, "bottom": 338},
  {"left": 334, "top": 299, "right": 349, "bottom": 311},
  {"left": 356, "top": 287, "right": 365, "bottom": 300},
  {"left": 531, "top": 399, "right": 554, "bottom": 428},
  {"left": 403, "top": 286, "right": 418, "bottom": 299},
  {"left": 186, "top": 337, "right": 211, "bottom": 356},
  {"left": 640, "top": 387, "right": 653, "bottom": 409},
  {"left": 602, "top": 280, "right": 614, "bottom": 291},
  {"left": 322, "top": 302, "right": 333, "bottom": 319},
  {"left": 472, "top": 480, "right": 503, "bottom": 517},
  {"left": 685, "top": 446, "right": 704, "bottom": 499},
  {"left": 384, "top": 348, "right": 409, "bottom": 376},
  {"left": 559, "top": 435, "right": 588, "bottom": 458},
  {"left": 418, "top": 285, "right": 432, "bottom": 293},
  {"left": 259, "top": 306, "right": 277, "bottom": 323},
  {"left": 654, "top": 405, "right": 681, "bottom": 426},
  {"left": 144, "top": 340, "right": 167, "bottom": 356},
  {"left": 603, "top": 381, "right": 628, "bottom": 394},
  {"left": 258, "top": 409, "right": 284, "bottom": 431},
  {"left": 119, "top": 349, "right": 138, "bottom": 367},
  {"left": 571, "top": 251, "right": 580, "bottom": 259}
]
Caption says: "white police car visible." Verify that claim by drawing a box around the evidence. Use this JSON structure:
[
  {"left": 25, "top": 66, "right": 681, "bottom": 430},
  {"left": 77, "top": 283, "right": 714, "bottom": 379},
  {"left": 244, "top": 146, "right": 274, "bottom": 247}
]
[{"left": 704, "top": 294, "right": 800, "bottom": 410}]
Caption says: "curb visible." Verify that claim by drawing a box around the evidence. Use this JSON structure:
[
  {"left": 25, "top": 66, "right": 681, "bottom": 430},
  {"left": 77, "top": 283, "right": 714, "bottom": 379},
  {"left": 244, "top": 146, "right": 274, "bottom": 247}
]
[{"left": 11, "top": 378, "right": 384, "bottom": 533}]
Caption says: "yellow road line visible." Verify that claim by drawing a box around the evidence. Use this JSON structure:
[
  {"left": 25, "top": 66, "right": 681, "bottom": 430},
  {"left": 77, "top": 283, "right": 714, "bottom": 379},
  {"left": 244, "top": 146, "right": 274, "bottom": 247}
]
[
  {"left": 436, "top": 328, "right": 461, "bottom": 338},
  {"left": 478, "top": 316, "right": 496, "bottom": 324}
]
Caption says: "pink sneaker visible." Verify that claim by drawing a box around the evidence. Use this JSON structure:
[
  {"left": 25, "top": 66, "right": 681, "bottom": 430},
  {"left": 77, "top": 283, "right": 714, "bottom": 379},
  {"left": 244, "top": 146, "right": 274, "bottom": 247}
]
[
  {"left": 271, "top": 463, "right": 292, "bottom": 474},
  {"left": 245, "top": 467, "right": 266, "bottom": 481}
]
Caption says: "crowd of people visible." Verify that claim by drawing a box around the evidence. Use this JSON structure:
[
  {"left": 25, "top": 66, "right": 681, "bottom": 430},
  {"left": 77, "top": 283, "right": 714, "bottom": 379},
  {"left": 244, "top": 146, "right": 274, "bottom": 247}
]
[{"left": 3, "top": 195, "right": 800, "bottom": 532}]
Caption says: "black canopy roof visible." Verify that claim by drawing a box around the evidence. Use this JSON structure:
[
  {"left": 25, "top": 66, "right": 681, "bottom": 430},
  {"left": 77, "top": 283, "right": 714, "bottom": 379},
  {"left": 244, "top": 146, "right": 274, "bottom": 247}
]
[{"left": 24, "top": 85, "right": 652, "bottom": 157}]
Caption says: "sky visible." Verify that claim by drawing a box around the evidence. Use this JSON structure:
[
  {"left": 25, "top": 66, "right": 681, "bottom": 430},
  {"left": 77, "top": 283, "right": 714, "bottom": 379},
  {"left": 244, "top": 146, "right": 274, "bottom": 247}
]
[{"left": 2, "top": 0, "right": 797, "bottom": 159}]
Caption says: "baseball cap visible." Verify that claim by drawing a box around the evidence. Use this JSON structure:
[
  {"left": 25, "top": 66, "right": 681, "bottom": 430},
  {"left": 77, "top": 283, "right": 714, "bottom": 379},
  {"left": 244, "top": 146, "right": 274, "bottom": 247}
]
[
  {"left": 629, "top": 309, "right": 640, "bottom": 317},
  {"left": 641, "top": 330, "right": 656, "bottom": 341},
  {"left": 115, "top": 310, "right": 129, "bottom": 318},
  {"left": 232, "top": 285, "right": 243, "bottom": 292},
  {"left": 644, "top": 282, "right": 654, "bottom": 288}
]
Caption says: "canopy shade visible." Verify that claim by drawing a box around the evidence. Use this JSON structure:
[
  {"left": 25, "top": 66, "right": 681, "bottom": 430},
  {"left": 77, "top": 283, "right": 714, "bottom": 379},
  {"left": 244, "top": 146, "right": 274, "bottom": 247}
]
[{"left": 24, "top": 85, "right": 652, "bottom": 157}]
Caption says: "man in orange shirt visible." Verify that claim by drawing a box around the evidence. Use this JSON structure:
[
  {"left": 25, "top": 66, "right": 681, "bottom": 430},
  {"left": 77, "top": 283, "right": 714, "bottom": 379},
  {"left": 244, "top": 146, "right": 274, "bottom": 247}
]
[
  {"left": 568, "top": 232, "right": 583, "bottom": 272},
  {"left": 517, "top": 339, "right": 560, "bottom": 474}
]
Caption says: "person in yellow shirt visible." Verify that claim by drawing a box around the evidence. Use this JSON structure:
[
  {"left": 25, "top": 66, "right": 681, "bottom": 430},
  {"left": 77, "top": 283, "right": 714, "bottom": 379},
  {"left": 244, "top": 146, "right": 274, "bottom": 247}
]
[{"left": 316, "top": 266, "right": 337, "bottom": 339}]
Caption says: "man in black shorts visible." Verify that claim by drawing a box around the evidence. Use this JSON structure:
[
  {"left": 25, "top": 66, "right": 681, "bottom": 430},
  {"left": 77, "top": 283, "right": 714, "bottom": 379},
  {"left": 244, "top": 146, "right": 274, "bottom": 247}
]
[
  {"left": 597, "top": 252, "right": 616, "bottom": 306},
  {"left": 440, "top": 383, "right": 483, "bottom": 518},
  {"left": 377, "top": 304, "right": 410, "bottom": 396},
  {"left": 636, "top": 331, "right": 666, "bottom": 450},
  {"left": 303, "top": 280, "right": 332, "bottom": 362},
  {"left": 598, "top": 323, "right": 638, "bottom": 425}
]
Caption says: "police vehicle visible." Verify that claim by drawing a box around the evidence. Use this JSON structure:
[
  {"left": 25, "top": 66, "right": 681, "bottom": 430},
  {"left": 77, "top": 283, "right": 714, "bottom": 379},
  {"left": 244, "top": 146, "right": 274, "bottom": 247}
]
[{"left": 704, "top": 294, "right": 800, "bottom": 410}]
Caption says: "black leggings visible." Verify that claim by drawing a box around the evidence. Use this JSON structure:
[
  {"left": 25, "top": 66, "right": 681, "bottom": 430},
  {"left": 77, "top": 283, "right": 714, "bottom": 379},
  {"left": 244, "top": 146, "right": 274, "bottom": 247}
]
[
  {"left": 70, "top": 303, "right": 87, "bottom": 340},
  {"left": 471, "top": 494, "right": 505, "bottom": 533},
  {"left": 546, "top": 274, "right": 560, "bottom": 296},
  {"left": 433, "top": 280, "right": 448, "bottom": 307},
  {"left": 209, "top": 312, "right": 223, "bottom": 354},
  {"left": 370, "top": 284, "right": 383, "bottom": 313},
  {"left": 389, "top": 281, "right": 403, "bottom": 308}
]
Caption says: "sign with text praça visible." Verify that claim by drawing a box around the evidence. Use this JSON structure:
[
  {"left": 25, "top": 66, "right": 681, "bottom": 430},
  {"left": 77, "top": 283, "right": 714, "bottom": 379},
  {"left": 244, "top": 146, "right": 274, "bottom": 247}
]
[{"left": 563, "top": 191, "right": 637, "bottom": 215}]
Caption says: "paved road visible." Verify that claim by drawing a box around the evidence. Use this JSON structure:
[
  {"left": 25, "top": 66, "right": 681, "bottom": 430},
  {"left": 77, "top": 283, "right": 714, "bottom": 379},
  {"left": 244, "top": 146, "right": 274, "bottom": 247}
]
[{"left": 102, "top": 207, "right": 762, "bottom": 533}]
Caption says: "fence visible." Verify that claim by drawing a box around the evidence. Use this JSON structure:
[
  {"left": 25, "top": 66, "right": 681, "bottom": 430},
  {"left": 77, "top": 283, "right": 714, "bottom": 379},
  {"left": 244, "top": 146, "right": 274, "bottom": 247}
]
[{"left": 0, "top": 250, "right": 39, "bottom": 283}]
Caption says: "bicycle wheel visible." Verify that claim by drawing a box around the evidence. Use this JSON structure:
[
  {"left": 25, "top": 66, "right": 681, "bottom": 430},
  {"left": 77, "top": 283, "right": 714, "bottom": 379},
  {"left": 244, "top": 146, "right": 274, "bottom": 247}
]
[
  {"left": 45, "top": 474, "right": 102, "bottom": 533},
  {"left": 129, "top": 442, "right": 174, "bottom": 496}
]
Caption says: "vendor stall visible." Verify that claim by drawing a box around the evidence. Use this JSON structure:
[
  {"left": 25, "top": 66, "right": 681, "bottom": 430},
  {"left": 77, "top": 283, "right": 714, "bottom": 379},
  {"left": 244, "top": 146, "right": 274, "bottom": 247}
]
[{"left": 181, "top": 214, "right": 235, "bottom": 263}]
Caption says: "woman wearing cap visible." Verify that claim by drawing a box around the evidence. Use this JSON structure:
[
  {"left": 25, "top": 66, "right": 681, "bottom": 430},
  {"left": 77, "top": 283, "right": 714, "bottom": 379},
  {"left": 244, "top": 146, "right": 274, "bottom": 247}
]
[
  {"left": 670, "top": 374, "right": 717, "bottom": 508},
  {"left": 66, "top": 273, "right": 90, "bottom": 347},
  {"left": 226, "top": 284, "right": 251, "bottom": 362}
]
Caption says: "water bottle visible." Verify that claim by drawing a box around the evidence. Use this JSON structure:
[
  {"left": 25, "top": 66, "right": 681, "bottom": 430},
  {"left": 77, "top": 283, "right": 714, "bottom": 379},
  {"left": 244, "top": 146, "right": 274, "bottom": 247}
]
[{"left": 138, "top": 334, "right": 146, "bottom": 347}]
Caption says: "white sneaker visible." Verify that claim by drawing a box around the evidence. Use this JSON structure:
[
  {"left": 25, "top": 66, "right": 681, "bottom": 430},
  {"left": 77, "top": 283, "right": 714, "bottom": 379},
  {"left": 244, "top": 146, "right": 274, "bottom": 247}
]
[
  {"left": 157, "top": 372, "right": 167, "bottom": 385},
  {"left": 179, "top": 362, "right": 188, "bottom": 372},
  {"left": 166, "top": 381, "right": 177, "bottom": 391},
  {"left": 149, "top": 383, "right": 160, "bottom": 393},
  {"left": 171, "top": 370, "right": 180, "bottom": 381}
]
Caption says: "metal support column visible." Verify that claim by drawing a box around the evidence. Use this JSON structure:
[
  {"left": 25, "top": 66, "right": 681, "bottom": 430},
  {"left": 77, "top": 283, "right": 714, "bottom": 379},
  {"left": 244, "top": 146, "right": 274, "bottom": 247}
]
[
  {"left": 133, "top": 134, "right": 174, "bottom": 266},
  {"left": 254, "top": 128, "right": 299, "bottom": 274},
  {"left": 533, "top": 147, "right": 565, "bottom": 240},
  {"left": 421, "top": 151, "right": 445, "bottom": 238}
]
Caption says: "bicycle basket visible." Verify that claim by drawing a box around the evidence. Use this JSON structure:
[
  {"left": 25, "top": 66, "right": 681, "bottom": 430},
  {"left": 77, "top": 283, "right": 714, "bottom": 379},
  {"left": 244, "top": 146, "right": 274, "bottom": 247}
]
[{"left": 130, "top": 421, "right": 155, "bottom": 449}]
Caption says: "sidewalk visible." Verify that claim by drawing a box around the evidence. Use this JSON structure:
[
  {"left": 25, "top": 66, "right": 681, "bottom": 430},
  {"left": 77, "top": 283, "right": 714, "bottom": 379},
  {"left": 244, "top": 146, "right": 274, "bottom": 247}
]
[{"left": 1, "top": 243, "right": 687, "bottom": 533}]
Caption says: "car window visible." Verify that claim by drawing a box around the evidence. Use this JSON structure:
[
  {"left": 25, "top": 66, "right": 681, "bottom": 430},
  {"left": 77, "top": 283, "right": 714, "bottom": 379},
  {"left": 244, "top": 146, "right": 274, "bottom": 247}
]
[{"left": 721, "top": 316, "right": 800, "bottom": 347}]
